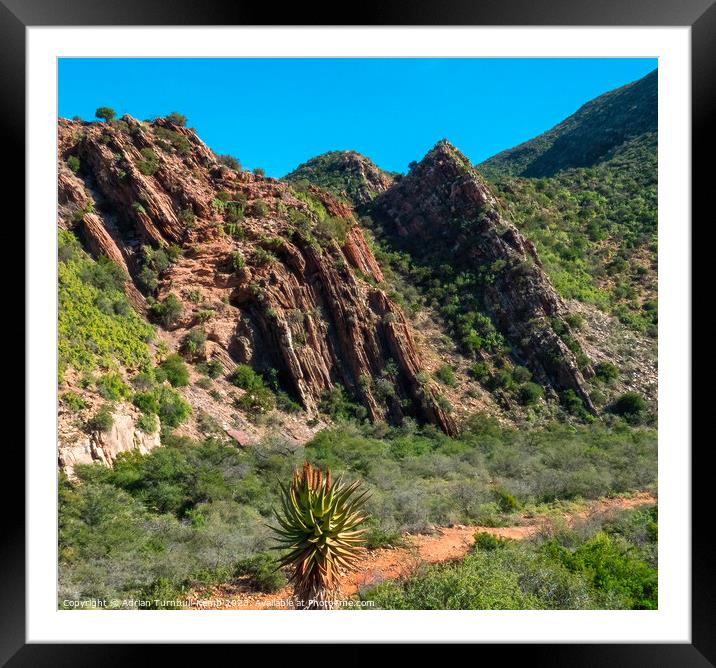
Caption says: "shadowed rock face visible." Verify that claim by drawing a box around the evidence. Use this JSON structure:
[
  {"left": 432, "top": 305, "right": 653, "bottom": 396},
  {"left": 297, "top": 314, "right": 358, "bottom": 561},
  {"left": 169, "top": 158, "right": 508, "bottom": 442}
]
[
  {"left": 58, "top": 117, "right": 457, "bottom": 435},
  {"left": 371, "top": 140, "right": 596, "bottom": 412}
]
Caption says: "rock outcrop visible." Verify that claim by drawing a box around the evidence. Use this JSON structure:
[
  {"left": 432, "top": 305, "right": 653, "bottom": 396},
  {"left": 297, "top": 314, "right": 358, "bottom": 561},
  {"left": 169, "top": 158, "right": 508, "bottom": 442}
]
[
  {"left": 371, "top": 140, "right": 596, "bottom": 412},
  {"left": 58, "top": 405, "right": 161, "bottom": 473},
  {"left": 58, "top": 117, "right": 457, "bottom": 435}
]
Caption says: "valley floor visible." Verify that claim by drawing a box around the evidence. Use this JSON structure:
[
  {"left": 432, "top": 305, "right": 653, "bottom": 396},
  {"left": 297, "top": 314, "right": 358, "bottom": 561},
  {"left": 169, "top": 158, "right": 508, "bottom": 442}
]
[{"left": 192, "top": 492, "right": 656, "bottom": 610}]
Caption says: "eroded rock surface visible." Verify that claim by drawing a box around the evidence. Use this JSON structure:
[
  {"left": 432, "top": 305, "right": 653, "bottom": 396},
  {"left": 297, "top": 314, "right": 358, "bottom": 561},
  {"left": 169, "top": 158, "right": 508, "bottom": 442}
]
[{"left": 58, "top": 117, "right": 457, "bottom": 437}]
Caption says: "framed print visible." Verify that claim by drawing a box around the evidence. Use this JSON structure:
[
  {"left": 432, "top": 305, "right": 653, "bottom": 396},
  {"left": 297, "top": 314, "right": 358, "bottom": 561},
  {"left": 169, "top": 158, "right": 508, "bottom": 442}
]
[{"left": 6, "top": 0, "right": 711, "bottom": 662}]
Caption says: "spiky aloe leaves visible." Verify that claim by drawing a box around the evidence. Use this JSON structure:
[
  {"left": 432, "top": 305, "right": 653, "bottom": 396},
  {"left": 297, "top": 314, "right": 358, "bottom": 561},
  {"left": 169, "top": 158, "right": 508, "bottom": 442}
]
[{"left": 270, "top": 462, "right": 369, "bottom": 608}]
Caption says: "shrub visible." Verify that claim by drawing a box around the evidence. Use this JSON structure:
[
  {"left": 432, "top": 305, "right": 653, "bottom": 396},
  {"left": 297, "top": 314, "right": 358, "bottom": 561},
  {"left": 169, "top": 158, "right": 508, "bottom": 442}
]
[
  {"left": 166, "top": 111, "right": 187, "bottom": 126},
  {"left": 251, "top": 247, "right": 276, "bottom": 266},
  {"left": 133, "top": 390, "right": 160, "bottom": 415},
  {"left": 473, "top": 532, "right": 510, "bottom": 551},
  {"left": 434, "top": 365, "right": 457, "bottom": 387},
  {"left": 79, "top": 256, "right": 126, "bottom": 293},
  {"left": 229, "top": 364, "right": 264, "bottom": 390},
  {"left": 236, "top": 385, "right": 276, "bottom": 415},
  {"left": 249, "top": 200, "right": 269, "bottom": 217},
  {"left": 415, "top": 370, "right": 430, "bottom": 386},
  {"left": 512, "top": 365, "right": 532, "bottom": 383},
  {"left": 609, "top": 392, "right": 647, "bottom": 419},
  {"left": 217, "top": 154, "right": 241, "bottom": 170},
  {"left": 492, "top": 368, "right": 514, "bottom": 390},
  {"left": 197, "top": 410, "right": 222, "bottom": 435},
  {"left": 159, "top": 354, "right": 189, "bottom": 387},
  {"left": 96, "top": 372, "right": 132, "bottom": 401},
  {"left": 435, "top": 394, "right": 453, "bottom": 414},
  {"left": 234, "top": 553, "right": 286, "bottom": 593},
  {"left": 319, "top": 384, "right": 367, "bottom": 421},
  {"left": 137, "top": 412, "right": 159, "bottom": 434},
  {"left": 67, "top": 155, "right": 80, "bottom": 173},
  {"left": 373, "top": 377, "right": 396, "bottom": 402},
  {"left": 197, "top": 359, "right": 223, "bottom": 379},
  {"left": 541, "top": 531, "right": 657, "bottom": 609},
  {"left": 179, "top": 208, "right": 195, "bottom": 227},
  {"left": 494, "top": 488, "right": 520, "bottom": 512},
  {"left": 231, "top": 251, "right": 245, "bottom": 271},
  {"left": 564, "top": 313, "right": 585, "bottom": 330},
  {"left": 519, "top": 382, "right": 544, "bottom": 405},
  {"left": 315, "top": 216, "right": 350, "bottom": 244},
  {"left": 196, "top": 309, "right": 216, "bottom": 324},
  {"left": 95, "top": 107, "right": 116, "bottom": 122},
  {"left": 150, "top": 293, "right": 183, "bottom": 327},
  {"left": 276, "top": 391, "right": 302, "bottom": 414},
  {"left": 156, "top": 386, "right": 191, "bottom": 427},
  {"left": 229, "top": 365, "right": 276, "bottom": 415},
  {"left": 87, "top": 405, "right": 114, "bottom": 432},
  {"left": 182, "top": 327, "right": 207, "bottom": 360},
  {"left": 470, "top": 362, "right": 490, "bottom": 383},
  {"left": 61, "top": 391, "right": 87, "bottom": 411},
  {"left": 252, "top": 167, "right": 266, "bottom": 178},
  {"left": 137, "top": 148, "right": 159, "bottom": 176},
  {"left": 594, "top": 361, "right": 620, "bottom": 383}
]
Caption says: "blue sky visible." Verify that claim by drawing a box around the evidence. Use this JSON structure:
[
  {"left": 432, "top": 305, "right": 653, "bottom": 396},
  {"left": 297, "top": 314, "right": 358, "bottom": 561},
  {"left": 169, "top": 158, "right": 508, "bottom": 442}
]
[{"left": 59, "top": 58, "right": 657, "bottom": 177}]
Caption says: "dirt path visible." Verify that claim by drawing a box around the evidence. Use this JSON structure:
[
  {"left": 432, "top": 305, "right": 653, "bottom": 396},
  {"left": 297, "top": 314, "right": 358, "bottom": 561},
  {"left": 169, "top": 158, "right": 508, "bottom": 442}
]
[{"left": 190, "top": 492, "right": 656, "bottom": 610}]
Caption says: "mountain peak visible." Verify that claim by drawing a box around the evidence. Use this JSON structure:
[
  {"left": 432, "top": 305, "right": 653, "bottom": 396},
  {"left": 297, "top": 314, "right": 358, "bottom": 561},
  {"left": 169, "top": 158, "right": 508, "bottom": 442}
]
[{"left": 285, "top": 150, "right": 394, "bottom": 207}]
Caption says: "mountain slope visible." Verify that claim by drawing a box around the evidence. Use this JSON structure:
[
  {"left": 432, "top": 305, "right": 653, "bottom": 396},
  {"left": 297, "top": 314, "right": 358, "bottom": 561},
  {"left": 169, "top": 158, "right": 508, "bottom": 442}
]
[
  {"left": 369, "top": 140, "right": 597, "bottom": 414},
  {"left": 57, "top": 115, "right": 458, "bottom": 470},
  {"left": 490, "top": 133, "right": 657, "bottom": 334},
  {"left": 479, "top": 69, "right": 657, "bottom": 179}
]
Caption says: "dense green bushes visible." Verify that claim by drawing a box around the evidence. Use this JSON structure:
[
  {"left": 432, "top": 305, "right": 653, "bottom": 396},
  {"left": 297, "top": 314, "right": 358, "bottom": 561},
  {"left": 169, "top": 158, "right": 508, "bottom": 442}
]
[
  {"left": 434, "top": 365, "right": 456, "bottom": 387},
  {"left": 58, "top": 417, "right": 656, "bottom": 606},
  {"left": 490, "top": 134, "right": 657, "bottom": 335},
  {"left": 58, "top": 230, "right": 154, "bottom": 379},
  {"left": 609, "top": 392, "right": 648, "bottom": 423},
  {"left": 229, "top": 364, "right": 277, "bottom": 415},
  {"left": 157, "top": 354, "right": 189, "bottom": 387},
  {"left": 360, "top": 505, "right": 657, "bottom": 609}
]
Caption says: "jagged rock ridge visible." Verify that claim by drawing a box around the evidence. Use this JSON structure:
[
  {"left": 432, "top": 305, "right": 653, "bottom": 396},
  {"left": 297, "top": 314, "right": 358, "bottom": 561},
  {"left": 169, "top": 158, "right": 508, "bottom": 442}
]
[
  {"left": 370, "top": 140, "right": 597, "bottom": 412},
  {"left": 58, "top": 116, "right": 457, "bottom": 436}
]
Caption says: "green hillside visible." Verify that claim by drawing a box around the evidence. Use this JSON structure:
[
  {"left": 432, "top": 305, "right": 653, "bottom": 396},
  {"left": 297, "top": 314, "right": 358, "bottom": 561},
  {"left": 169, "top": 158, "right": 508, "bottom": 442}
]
[{"left": 479, "top": 69, "right": 657, "bottom": 179}]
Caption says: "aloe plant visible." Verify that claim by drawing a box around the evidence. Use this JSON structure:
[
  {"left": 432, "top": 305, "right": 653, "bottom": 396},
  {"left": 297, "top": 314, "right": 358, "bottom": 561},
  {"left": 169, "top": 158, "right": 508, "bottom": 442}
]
[{"left": 270, "top": 462, "right": 369, "bottom": 609}]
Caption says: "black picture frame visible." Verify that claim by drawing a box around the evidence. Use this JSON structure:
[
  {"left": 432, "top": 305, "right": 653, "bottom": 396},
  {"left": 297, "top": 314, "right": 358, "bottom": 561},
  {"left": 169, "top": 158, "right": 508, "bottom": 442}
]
[{"left": 5, "top": 0, "right": 709, "bottom": 662}]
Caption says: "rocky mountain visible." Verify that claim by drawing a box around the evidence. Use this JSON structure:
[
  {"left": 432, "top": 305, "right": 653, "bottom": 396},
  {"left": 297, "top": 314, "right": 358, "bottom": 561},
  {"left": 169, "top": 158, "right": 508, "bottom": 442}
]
[
  {"left": 58, "top": 69, "right": 659, "bottom": 472},
  {"left": 479, "top": 69, "right": 657, "bottom": 179},
  {"left": 369, "top": 140, "right": 597, "bottom": 413},
  {"left": 58, "top": 115, "right": 458, "bottom": 469},
  {"left": 285, "top": 150, "right": 394, "bottom": 207}
]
